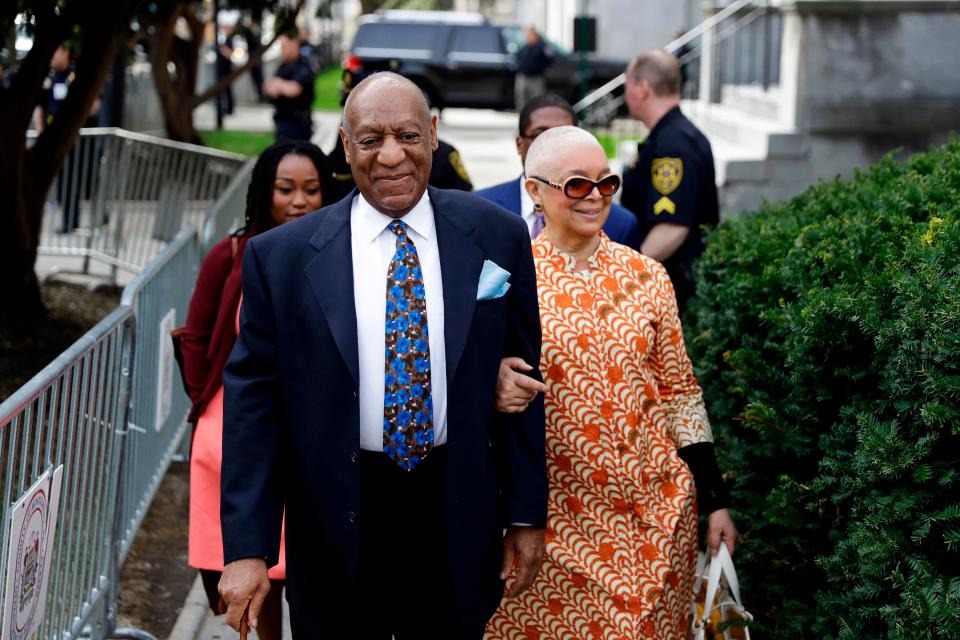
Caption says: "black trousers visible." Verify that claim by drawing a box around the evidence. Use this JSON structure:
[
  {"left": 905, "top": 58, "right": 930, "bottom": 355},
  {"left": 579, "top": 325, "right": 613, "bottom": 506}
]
[{"left": 289, "top": 446, "right": 484, "bottom": 640}]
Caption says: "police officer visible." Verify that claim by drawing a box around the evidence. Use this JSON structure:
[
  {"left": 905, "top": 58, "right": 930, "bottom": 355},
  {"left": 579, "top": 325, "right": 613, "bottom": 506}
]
[
  {"left": 264, "top": 31, "right": 315, "bottom": 141},
  {"left": 327, "top": 132, "right": 473, "bottom": 203},
  {"left": 35, "top": 45, "right": 101, "bottom": 232},
  {"left": 621, "top": 49, "right": 719, "bottom": 313}
]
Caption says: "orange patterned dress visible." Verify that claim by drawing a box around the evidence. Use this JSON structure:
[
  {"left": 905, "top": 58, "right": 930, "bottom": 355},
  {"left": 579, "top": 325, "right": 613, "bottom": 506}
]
[{"left": 486, "top": 233, "right": 713, "bottom": 640}]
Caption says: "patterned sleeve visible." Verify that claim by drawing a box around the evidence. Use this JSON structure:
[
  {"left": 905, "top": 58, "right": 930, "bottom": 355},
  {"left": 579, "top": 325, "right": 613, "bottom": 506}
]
[{"left": 647, "top": 261, "right": 713, "bottom": 448}]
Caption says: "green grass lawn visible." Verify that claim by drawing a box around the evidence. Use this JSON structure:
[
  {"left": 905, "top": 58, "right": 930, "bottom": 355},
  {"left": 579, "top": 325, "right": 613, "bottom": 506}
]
[
  {"left": 590, "top": 130, "right": 646, "bottom": 159},
  {"left": 200, "top": 130, "right": 275, "bottom": 157},
  {"left": 313, "top": 66, "right": 344, "bottom": 112}
]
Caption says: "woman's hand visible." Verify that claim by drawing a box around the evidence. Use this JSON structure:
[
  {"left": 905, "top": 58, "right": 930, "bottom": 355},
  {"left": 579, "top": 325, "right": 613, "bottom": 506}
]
[
  {"left": 495, "top": 357, "right": 547, "bottom": 413},
  {"left": 707, "top": 508, "right": 737, "bottom": 556}
]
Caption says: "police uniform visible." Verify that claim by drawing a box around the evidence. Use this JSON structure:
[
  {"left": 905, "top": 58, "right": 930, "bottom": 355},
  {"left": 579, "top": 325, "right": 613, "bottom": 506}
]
[
  {"left": 271, "top": 55, "right": 315, "bottom": 141},
  {"left": 328, "top": 136, "right": 473, "bottom": 203},
  {"left": 40, "top": 65, "right": 100, "bottom": 232},
  {"left": 40, "top": 67, "right": 74, "bottom": 126},
  {"left": 621, "top": 105, "right": 719, "bottom": 312}
]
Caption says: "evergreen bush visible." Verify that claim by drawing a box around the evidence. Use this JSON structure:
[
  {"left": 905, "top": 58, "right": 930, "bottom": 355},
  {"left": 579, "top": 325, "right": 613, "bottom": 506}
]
[{"left": 685, "top": 138, "right": 960, "bottom": 639}]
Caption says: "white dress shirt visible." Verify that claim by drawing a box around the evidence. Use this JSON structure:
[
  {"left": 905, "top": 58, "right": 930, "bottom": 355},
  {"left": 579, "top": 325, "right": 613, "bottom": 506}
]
[
  {"left": 351, "top": 192, "right": 448, "bottom": 451},
  {"left": 519, "top": 176, "right": 538, "bottom": 237}
]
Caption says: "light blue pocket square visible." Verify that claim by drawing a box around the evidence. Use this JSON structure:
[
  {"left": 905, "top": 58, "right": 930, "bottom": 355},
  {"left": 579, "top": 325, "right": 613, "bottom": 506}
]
[{"left": 477, "top": 259, "right": 511, "bottom": 300}]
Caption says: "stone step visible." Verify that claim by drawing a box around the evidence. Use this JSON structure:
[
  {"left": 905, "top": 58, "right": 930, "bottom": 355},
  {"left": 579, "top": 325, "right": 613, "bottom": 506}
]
[
  {"left": 682, "top": 99, "right": 806, "bottom": 159},
  {"left": 720, "top": 84, "right": 783, "bottom": 122}
]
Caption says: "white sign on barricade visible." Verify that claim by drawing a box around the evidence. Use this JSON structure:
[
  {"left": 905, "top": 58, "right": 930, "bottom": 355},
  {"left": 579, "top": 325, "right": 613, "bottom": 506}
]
[
  {"left": 156, "top": 308, "right": 176, "bottom": 431},
  {"left": 1, "top": 465, "right": 64, "bottom": 640}
]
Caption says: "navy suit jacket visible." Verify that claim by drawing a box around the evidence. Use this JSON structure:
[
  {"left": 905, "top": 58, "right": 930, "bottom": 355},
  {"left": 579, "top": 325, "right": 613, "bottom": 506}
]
[
  {"left": 475, "top": 176, "right": 642, "bottom": 249},
  {"left": 221, "top": 187, "right": 547, "bottom": 633}
]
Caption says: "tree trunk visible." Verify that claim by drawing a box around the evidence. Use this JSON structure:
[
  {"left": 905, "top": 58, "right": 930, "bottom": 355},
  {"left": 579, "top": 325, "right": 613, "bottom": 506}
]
[
  {"left": 145, "top": 2, "right": 302, "bottom": 144},
  {"left": 0, "top": 1, "right": 134, "bottom": 332},
  {"left": 0, "top": 141, "right": 44, "bottom": 328}
]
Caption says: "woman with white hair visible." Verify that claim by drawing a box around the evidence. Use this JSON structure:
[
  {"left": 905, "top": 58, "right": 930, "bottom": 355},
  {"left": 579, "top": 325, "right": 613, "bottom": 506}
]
[{"left": 487, "top": 126, "right": 736, "bottom": 639}]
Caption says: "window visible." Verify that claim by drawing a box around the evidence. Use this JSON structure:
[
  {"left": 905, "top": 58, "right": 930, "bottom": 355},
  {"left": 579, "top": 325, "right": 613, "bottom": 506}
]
[
  {"left": 450, "top": 27, "right": 502, "bottom": 54},
  {"left": 353, "top": 24, "right": 444, "bottom": 54}
]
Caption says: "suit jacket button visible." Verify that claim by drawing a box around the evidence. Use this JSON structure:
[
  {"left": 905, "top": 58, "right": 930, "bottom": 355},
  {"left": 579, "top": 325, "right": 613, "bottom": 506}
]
[
  {"left": 351, "top": 450, "right": 359, "bottom": 464},
  {"left": 348, "top": 511, "right": 358, "bottom": 524}
]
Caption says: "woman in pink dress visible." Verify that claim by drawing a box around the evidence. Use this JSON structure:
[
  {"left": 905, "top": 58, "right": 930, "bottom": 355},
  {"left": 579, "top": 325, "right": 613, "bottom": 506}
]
[{"left": 181, "top": 140, "right": 334, "bottom": 637}]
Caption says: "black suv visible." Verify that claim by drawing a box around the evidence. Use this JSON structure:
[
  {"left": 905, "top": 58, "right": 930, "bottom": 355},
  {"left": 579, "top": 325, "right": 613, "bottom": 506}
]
[{"left": 341, "top": 11, "right": 627, "bottom": 111}]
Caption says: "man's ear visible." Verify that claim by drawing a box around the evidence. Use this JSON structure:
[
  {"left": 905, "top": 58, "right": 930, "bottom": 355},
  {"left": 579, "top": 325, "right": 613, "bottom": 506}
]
[
  {"left": 339, "top": 127, "right": 350, "bottom": 165},
  {"left": 430, "top": 114, "right": 439, "bottom": 151}
]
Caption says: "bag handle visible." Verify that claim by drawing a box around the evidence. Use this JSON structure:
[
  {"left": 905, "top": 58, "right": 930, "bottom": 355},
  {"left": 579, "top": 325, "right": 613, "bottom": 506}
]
[{"left": 693, "top": 543, "right": 752, "bottom": 640}]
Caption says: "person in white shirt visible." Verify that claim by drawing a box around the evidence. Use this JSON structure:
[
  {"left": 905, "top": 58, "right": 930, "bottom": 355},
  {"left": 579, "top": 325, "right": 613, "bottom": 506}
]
[{"left": 218, "top": 72, "right": 548, "bottom": 639}]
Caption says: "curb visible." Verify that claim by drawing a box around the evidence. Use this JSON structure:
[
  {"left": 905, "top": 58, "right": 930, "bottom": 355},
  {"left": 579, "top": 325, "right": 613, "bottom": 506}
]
[{"left": 168, "top": 576, "right": 210, "bottom": 640}]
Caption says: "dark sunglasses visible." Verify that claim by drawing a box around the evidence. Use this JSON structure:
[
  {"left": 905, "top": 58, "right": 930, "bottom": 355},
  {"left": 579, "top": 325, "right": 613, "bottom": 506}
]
[{"left": 532, "top": 174, "right": 621, "bottom": 199}]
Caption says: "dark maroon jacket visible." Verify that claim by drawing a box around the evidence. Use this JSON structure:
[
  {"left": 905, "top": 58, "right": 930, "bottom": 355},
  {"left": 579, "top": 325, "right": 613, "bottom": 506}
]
[{"left": 182, "top": 235, "right": 248, "bottom": 423}]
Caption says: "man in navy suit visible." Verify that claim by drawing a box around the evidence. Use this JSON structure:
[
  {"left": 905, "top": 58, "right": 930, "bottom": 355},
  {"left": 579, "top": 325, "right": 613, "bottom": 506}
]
[
  {"left": 475, "top": 93, "right": 642, "bottom": 249},
  {"left": 218, "top": 72, "right": 547, "bottom": 639}
]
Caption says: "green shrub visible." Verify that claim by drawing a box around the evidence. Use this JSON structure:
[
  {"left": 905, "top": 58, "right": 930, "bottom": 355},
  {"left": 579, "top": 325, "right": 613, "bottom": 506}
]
[{"left": 685, "top": 138, "right": 960, "bottom": 639}]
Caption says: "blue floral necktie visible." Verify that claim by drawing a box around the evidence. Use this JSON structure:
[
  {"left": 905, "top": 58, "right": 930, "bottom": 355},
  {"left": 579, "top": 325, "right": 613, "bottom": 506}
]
[{"left": 383, "top": 220, "right": 433, "bottom": 470}]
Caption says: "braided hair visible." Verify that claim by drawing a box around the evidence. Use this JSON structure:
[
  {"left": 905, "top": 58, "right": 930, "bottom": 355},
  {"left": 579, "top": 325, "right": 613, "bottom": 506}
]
[{"left": 236, "top": 140, "right": 336, "bottom": 238}]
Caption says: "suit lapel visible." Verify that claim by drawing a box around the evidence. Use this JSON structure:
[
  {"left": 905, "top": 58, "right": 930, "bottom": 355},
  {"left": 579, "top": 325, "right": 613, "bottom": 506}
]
[
  {"left": 305, "top": 193, "right": 359, "bottom": 389},
  {"left": 430, "top": 188, "right": 484, "bottom": 385}
]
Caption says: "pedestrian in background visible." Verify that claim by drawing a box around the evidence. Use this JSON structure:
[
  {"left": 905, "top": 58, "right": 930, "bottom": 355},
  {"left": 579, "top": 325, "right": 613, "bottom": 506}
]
[
  {"left": 263, "top": 31, "right": 315, "bottom": 141},
  {"left": 620, "top": 49, "right": 719, "bottom": 314},
  {"left": 215, "top": 21, "right": 236, "bottom": 116},
  {"left": 476, "top": 93, "right": 641, "bottom": 249},
  {"left": 35, "top": 44, "right": 101, "bottom": 233},
  {"left": 180, "top": 140, "right": 334, "bottom": 639},
  {"left": 514, "top": 27, "right": 554, "bottom": 111},
  {"left": 297, "top": 24, "right": 319, "bottom": 73},
  {"left": 0, "top": 48, "right": 12, "bottom": 90},
  {"left": 239, "top": 18, "right": 265, "bottom": 103}
]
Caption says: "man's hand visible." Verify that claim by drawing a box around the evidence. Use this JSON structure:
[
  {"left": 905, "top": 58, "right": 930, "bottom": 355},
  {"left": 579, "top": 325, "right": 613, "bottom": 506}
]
[
  {"left": 496, "top": 357, "right": 547, "bottom": 413},
  {"left": 500, "top": 527, "right": 545, "bottom": 598},
  {"left": 262, "top": 78, "right": 279, "bottom": 98},
  {"left": 219, "top": 558, "right": 271, "bottom": 632},
  {"left": 707, "top": 508, "right": 737, "bottom": 557}
]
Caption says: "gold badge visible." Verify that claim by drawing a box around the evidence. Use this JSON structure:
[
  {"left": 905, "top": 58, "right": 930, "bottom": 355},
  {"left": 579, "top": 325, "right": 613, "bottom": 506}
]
[
  {"left": 653, "top": 196, "right": 676, "bottom": 215},
  {"left": 651, "top": 157, "right": 682, "bottom": 196},
  {"left": 449, "top": 150, "right": 471, "bottom": 184}
]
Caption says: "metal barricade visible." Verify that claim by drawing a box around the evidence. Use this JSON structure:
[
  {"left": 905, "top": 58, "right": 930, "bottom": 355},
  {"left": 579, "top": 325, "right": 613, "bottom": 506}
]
[
  {"left": 0, "top": 307, "right": 133, "bottom": 639},
  {"left": 1, "top": 130, "right": 255, "bottom": 638},
  {"left": 201, "top": 157, "right": 255, "bottom": 255},
  {"left": 114, "top": 228, "right": 199, "bottom": 564},
  {"left": 38, "top": 128, "right": 245, "bottom": 283}
]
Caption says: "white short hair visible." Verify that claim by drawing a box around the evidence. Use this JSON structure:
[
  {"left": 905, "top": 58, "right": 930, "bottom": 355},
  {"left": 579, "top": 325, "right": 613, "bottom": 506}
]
[{"left": 524, "top": 126, "right": 603, "bottom": 178}]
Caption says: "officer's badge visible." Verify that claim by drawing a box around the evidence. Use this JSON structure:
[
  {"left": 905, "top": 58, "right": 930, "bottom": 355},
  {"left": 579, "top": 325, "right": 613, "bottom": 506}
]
[
  {"left": 449, "top": 150, "right": 471, "bottom": 184},
  {"left": 651, "top": 157, "right": 682, "bottom": 196},
  {"left": 653, "top": 196, "right": 675, "bottom": 215}
]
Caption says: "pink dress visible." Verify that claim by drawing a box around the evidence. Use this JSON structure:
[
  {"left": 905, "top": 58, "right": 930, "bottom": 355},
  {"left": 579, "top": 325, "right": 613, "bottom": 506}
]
[{"left": 188, "top": 299, "right": 286, "bottom": 578}]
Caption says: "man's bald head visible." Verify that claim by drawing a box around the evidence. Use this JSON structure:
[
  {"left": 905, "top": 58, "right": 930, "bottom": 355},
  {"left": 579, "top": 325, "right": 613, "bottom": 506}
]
[
  {"left": 342, "top": 72, "right": 431, "bottom": 134},
  {"left": 338, "top": 71, "right": 438, "bottom": 218},
  {"left": 627, "top": 49, "right": 681, "bottom": 97}
]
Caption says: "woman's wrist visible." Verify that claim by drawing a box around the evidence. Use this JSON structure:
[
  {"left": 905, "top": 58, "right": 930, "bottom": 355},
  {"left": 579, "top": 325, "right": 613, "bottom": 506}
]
[{"left": 676, "top": 442, "right": 730, "bottom": 514}]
